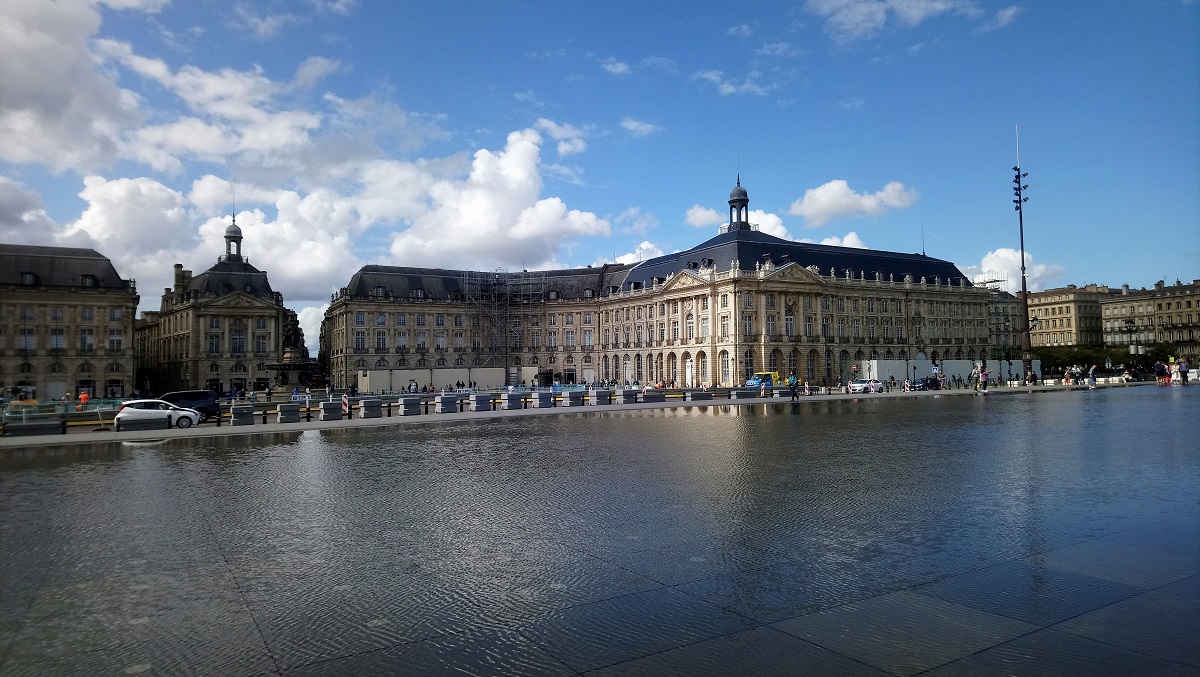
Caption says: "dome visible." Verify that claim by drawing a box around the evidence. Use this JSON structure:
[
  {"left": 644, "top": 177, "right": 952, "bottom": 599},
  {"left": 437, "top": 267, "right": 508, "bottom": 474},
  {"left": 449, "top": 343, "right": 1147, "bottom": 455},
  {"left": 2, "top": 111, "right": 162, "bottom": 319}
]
[
  {"left": 729, "top": 175, "right": 748, "bottom": 201},
  {"left": 224, "top": 222, "right": 243, "bottom": 239}
]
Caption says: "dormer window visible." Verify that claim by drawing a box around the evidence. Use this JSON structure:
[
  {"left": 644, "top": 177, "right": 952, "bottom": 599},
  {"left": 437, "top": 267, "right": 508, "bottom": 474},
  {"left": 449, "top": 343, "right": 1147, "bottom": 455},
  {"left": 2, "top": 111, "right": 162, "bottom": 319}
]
[
  {"left": 414, "top": 289, "right": 425, "bottom": 299},
  {"left": 584, "top": 289, "right": 593, "bottom": 299},
  {"left": 243, "top": 284, "right": 253, "bottom": 293},
  {"left": 548, "top": 290, "right": 559, "bottom": 300},
  {"left": 373, "top": 286, "right": 385, "bottom": 297},
  {"left": 20, "top": 272, "right": 37, "bottom": 286},
  {"left": 80, "top": 274, "right": 95, "bottom": 287}
]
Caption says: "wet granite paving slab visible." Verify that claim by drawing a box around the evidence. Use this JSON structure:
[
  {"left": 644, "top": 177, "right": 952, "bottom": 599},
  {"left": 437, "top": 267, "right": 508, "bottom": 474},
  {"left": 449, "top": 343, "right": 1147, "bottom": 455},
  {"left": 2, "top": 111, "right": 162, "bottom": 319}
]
[
  {"left": 923, "top": 627, "right": 1187, "bottom": 677},
  {"left": 1051, "top": 590, "right": 1200, "bottom": 667},
  {"left": 770, "top": 590, "right": 1039, "bottom": 676}
]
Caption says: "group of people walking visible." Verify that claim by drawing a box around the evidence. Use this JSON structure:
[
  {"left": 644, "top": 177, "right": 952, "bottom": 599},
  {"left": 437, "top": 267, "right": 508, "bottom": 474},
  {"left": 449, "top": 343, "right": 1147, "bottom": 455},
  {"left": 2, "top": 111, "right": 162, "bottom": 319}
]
[{"left": 1153, "top": 360, "right": 1189, "bottom": 385}]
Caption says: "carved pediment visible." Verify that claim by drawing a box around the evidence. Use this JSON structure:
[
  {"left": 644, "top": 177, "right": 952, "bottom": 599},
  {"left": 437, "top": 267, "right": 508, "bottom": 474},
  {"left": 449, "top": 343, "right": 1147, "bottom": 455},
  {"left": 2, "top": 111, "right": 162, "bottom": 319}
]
[
  {"left": 658, "top": 270, "right": 709, "bottom": 293},
  {"left": 762, "top": 262, "right": 828, "bottom": 285},
  {"left": 206, "top": 292, "right": 273, "bottom": 309}
]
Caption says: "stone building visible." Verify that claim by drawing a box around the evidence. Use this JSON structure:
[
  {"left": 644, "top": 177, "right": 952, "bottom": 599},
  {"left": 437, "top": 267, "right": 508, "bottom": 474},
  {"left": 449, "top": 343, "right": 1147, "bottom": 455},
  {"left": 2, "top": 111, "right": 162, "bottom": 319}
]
[
  {"left": 1101, "top": 279, "right": 1199, "bottom": 367},
  {"left": 135, "top": 222, "right": 300, "bottom": 395},
  {"left": 1024, "top": 283, "right": 1118, "bottom": 348},
  {"left": 0, "top": 244, "right": 139, "bottom": 400},
  {"left": 322, "top": 180, "right": 992, "bottom": 390}
]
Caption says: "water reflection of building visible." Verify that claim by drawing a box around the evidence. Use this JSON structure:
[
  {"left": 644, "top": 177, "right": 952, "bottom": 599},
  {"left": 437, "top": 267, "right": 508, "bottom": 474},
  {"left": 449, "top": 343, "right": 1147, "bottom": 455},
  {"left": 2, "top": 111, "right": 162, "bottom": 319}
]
[
  {"left": 0, "top": 244, "right": 139, "bottom": 400},
  {"left": 323, "top": 179, "right": 992, "bottom": 389},
  {"left": 134, "top": 222, "right": 302, "bottom": 395}
]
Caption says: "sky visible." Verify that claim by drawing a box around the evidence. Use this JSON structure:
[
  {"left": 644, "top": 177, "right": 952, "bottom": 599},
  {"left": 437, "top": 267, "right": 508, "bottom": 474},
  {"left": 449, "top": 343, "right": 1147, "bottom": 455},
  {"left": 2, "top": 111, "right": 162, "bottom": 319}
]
[{"left": 1, "top": 0, "right": 1197, "bottom": 356}]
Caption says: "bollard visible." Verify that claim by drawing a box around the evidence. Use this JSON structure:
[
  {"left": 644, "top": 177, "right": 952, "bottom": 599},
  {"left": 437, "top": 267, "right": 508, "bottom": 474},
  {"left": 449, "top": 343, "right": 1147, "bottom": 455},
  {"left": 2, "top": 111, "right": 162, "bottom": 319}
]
[
  {"left": 262, "top": 409, "right": 268, "bottom": 425},
  {"left": 216, "top": 406, "right": 221, "bottom": 426},
  {"left": 60, "top": 418, "right": 67, "bottom": 435},
  {"left": 305, "top": 406, "right": 312, "bottom": 422},
  {"left": 387, "top": 401, "right": 392, "bottom": 417},
  {"left": 423, "top": 400, "right": 429, "bottom": 415}
]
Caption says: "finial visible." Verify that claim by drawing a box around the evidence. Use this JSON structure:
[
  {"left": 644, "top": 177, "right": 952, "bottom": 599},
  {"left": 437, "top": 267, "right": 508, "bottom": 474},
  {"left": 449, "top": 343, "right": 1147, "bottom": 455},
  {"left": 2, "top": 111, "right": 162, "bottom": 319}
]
[{"left": 736, "top": 173, "right": 741, "bottom": 187}]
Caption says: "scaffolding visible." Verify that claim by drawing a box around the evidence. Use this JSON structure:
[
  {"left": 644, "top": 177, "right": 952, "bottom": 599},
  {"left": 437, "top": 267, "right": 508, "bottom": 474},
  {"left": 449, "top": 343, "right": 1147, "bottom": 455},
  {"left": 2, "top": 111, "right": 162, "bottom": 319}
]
[{"left": 458, "top": 269, "right": 547, "bottom": 382}]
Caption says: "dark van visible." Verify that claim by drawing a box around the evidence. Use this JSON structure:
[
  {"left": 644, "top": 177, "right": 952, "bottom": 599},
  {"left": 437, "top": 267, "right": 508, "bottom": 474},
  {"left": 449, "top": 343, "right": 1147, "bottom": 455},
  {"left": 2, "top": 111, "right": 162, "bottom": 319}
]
[{"left": 159, "top": 390, "right": 220, "bottom": 423}]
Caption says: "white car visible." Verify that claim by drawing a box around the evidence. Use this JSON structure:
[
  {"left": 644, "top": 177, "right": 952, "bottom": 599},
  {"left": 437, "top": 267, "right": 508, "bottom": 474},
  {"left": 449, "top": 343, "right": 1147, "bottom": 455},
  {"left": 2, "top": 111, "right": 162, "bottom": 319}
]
[
  {"left": 848, "top": 379, "right": 885, "bottom": 394},
  {"left": 115, "top": 399, "right": 201, "bottom": 429}
]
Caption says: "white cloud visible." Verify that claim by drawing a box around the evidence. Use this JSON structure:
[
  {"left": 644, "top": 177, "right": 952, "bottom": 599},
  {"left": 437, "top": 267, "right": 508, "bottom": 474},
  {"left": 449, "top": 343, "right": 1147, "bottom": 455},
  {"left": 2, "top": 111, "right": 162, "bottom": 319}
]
[
  {"left": 975, "top": 5, "right": 1021, "bottom": 32},
  {"left": 749, "top": 210, "right": 791, "bottom": 239},
  {"left": 799, "top": 232, "right": 868, "bottom": 248},
  {"left": 638, "top": 57, "right": 679, "bottom": 74},
  {"left": 685, "top": 205, "right": 723, "bottom": 227},
  {"left": 291, "top": 56, "right": 343, "bottom": 90},
  {"left": 961, "top": 248, "right": 1064, "bottom": 293},
  {"left": 387, "top": 128, "right": 610, "bottom": 270},
  {"left": 837, "top": 98, "right": 865, "bottom": 110},
  {"left": 805, "top": 0, "right": 982, "bottom": 42},
  {"left": 534, "top": 118, "right": 589, "bottom": 156},
  {"left": 692, "top": 70, "right": 770, "bottom": 96},
  {"left": 0, "top": 1, "right": 137, "bottom": 171},
  {"left": 728, "top": 24, "right": 753, "bottom": 37},
  {"left": 620, "top": 117, "right": 663, "bottom": 137},
  {"left": 601, "top": 58, "right": 631, "bottom": 75},
  {"left": 0, "top": 177, "right": 59, "bottom": 245},
  {"left": 612, "top": 241, "right": 665, "bottom": 265},
  {"left": 294, "top": 304, "right": 329, "bottom": 358},
  {"left": 612, "top": 207, "right": 658, "bottom": 234},
  {"left": 232, "top": 6, "right": 299, "bottom": 40},
  {"left": 64, "top": 176, "right": 192, "bottom": 254},
  {"left": 788, "top": 179, "right": 918, "bottom": 227}
]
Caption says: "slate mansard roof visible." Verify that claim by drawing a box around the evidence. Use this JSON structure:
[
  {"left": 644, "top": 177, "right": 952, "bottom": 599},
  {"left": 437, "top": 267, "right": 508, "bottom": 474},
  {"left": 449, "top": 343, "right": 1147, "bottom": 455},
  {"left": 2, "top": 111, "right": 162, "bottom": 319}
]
[
  {"left": 621, "top": 228, "right": 972, "bottom": 290},
  {"left": 0, "top": 244, "right": 135, "bottom": 291},
  {"left": 183, "top": 258, "right": 276, "bottom": 298},
  {"left": 343, "top": 228, "right": 971, "bottom": 302}
]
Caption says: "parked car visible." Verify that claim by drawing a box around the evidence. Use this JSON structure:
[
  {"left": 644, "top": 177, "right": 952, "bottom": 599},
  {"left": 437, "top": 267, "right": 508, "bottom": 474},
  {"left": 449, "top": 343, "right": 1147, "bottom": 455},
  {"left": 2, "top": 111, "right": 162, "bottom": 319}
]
[
  {"left": 159, "top": 390, "right": 220, "bottom": 422},
  {"left": 115, "top": 399, "right": 201, "bottom": 429},
  {"left": 848, "top": 379, "right": 884, "bottom": 393}
]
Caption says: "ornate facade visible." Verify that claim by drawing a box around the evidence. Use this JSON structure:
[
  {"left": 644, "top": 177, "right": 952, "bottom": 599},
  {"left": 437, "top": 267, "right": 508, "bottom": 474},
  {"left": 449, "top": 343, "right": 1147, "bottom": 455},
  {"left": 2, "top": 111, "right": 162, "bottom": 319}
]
[
  {"left": 0, "top": 245, "right": 139, "bottom": 400},
  {"left": 1025, "top": 283, "right": 1118, "bottom": 348},
  {"left": 134, "top": 223, "right": 299, "bottom": 395},
  {"left": 1101, "top": 279, "right": 1199, "bottom": 366},
  {"left": 322, "top": 181, "right": 993, "bottom": 389}
]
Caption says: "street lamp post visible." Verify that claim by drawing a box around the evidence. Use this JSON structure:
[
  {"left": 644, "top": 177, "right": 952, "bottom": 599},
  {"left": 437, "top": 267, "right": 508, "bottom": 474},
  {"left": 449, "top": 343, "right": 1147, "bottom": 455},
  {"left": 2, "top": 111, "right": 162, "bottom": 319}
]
[
  {"left": 1013, "top": 129, "right": 1034, "bottom": 384},
  {"left": 1124, "top": 318, "right": 1138, "bottom": 371}
]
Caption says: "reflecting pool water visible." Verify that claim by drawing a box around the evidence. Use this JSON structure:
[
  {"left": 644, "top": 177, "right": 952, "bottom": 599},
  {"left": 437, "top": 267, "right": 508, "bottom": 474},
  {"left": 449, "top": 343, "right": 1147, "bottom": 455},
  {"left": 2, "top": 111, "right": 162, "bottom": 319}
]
[{"left": 1, "top": 387, "right": 1197, "bottom": 676}]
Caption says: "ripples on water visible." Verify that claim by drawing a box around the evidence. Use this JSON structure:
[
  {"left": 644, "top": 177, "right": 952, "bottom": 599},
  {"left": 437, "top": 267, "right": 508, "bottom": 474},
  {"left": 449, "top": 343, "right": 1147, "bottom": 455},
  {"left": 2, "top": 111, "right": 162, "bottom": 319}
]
[{"left": 0, "top": 387, "right": 1196, "bottom": 674}]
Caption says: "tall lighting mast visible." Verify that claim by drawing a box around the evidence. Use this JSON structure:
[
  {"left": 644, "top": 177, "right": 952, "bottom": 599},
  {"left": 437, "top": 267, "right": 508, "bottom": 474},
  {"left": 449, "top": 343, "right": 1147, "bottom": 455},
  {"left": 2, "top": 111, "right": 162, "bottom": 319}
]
[{"left": 1013, "top": 128, "right": 1034, "bottom": 383}]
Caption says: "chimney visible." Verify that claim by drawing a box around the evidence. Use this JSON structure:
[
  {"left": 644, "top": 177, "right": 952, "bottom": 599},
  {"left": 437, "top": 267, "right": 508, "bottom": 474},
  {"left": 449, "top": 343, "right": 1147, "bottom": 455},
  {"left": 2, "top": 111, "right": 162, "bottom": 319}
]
[
  {"left": 1122, "top": 284, "right": 1129, "bottom": 295},
  {"left": 173, "top": 264, "right": 183, "bottom": 292}
]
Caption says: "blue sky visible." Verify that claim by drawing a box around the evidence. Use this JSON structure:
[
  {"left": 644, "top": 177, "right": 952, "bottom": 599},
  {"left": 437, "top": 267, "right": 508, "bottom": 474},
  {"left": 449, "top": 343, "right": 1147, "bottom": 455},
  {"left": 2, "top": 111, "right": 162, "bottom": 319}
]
[{"left": 1, "top": 0, "right": 1197, "bottom": 353}]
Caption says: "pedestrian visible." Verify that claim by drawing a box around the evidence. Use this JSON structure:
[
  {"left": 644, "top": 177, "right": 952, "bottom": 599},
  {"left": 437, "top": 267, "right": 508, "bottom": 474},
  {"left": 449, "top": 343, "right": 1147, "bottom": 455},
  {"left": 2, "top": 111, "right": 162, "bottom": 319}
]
[
  {"left": 1088, "top": 364, "right": 1097, "bottom": 389},
  {"left": 787, "top": 371, "right": 799, "bottom": 402}
]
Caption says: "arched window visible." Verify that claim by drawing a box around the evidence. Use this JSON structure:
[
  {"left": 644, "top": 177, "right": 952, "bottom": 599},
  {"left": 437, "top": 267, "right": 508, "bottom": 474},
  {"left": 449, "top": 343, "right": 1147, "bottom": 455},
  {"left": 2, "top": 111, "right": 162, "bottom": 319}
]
[{"left": 107, "top": 362, "right": 122, "bottom": 373}]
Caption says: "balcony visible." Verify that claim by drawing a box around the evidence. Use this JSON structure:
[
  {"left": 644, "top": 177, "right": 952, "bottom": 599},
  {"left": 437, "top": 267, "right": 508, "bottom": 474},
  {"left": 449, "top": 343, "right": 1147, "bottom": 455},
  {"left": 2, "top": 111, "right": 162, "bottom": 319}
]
[{"left": 395, "top": 347, "right": 409, "bottom": 354}]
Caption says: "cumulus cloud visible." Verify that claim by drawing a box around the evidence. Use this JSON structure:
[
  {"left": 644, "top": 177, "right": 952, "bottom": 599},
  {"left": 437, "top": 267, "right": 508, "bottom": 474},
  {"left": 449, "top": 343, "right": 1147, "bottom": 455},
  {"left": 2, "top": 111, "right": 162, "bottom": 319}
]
[
  {"left": 386, "top": 128, "right": 610, "bottom": 270},
  {"left": 534, "top": 118, "right": 589, "bottom": 156},
  {"left": 620, "top": 117, "right": 663, "bottom": 137},
  {"left": 232, "top": 6, "right": 300, "bottom": 40},
  {"left": 692, "top": 70, "right": 771, "bottom": 96},
  {"left": 95, "top": 0, "right": 170, "bottom": 10},
  {"left": 685, "top": 205, "right": 723, "bottom": 227},
  {"left": 961, "top": 248, "right": 1064, "bottom": 293},
  {"left": 799, "top": 232, "right": 868, "bottom": 248},
  {"left": 975, "top": 5, "right": 1020, "bottom": 32},
  {"left": 788, "top": 179, "right": 918, "bottom": 227},
  {"left": 728, "top": 24, "right": 753, "bottom": 37},
  {"left": 0, "top": 177, "right": 60, "bottom": 245},
  {"left": 294, "top": 304, "right": 330, "bottom": 357},
  {"left": 638, "top": 57, "right": 679, "bottom": 74},
  {"left": 805, "top": 0, "right": 983, "bottom": 42},
  {"left": 0, "top": 1, "right": 137, "bottom": 171},
  {"left": 63, "top": 176, "right": 192, "bottom": 254},
  {"left": 612, "top": 241, "right": 665, "bottom": 265},
  {"left": 749, "top": 210, "right": 791, "bottom": 239}
]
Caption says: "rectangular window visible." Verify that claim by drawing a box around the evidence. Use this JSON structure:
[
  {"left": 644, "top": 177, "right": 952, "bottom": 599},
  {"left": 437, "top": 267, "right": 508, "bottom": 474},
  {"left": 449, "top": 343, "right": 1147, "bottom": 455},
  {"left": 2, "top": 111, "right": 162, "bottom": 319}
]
[
  {"left": 231, "top": 333, "right": 245, "bottom": 354},
  {"left": 20, "top": 306, "right": 35, "bottom": 322},
  {"left": 720, "top": 294, "right": 728, "bottom": 309},
  {"left": 548, "top": 331, "right": 558, "bottom": 348},
  {"left": 435, "top": 333, "right": 446, "bottom": 350},
  {"left": 109, "top": 307, "right": 123, "bottom": 322},
  {"left": 397, "top": 314, "right": 407, "bottom": 326},
  {"left": 255, "top": 334, "right": 268, "bottom": 353},
  {"left": 720, "top": 316, "right": 729, "bottom": 338},
  {"left": 416, "top": 331, "right": 427, "bottom": 349},
  {"left": 584, "top": 313, "right": 593, "bottom": 325},
  {"left": 355, "top": 313, "right": 365, "bottom": 326},
  {"left": 397, "top": 332, "right": 408, "bottom": 348},
  {"left": 108, "top": 330, "right": 123, "bottom": 351},
  {"left": 79, "top": 328, "right": 95, "bottom": 351},
  {"left": 256, "top": 317, "right": 267, "bottom": 330},
  {"left": 417, "top": 314, "right": 426, "bottom": 326},
  {"left": 566, "top": 314, "right": 574, "bottom": 325},
  {"left": 584, "top": 329, "right": 593, "bottom": 347},
  {"left": 50, "top": 328, "right": 66, "bottom": 349},
  {"left": 436, "top": 314, "right": 445, "bottom": 326},
  {"left": 785, "top": 315, "right": 795, "bottom": 337},
  {"left": 376, "top": 332, "right": 387, "bottom": 350},
  {"left": 208, "top": 334, "right": 221, "bottom": 353},
  {"left": 354, "top": 331, "right": 366, "bottom": 350},
  {"left": 701, "top": 317, "right": 710, "bottom": 338},
  {"left": 743, "top": 293, "right": 753, "bottom": 309},
  {"left": 376, "top": 314, "right": 387, "bottom": 326},
  {"left": 742, "top": 315, "right": 753, "bottom": 336},
  {"left": 766, "top": 315, "right": 776, "bottom": 335},
  {"left": 852, "top": 319, "right": 861, "bottom": 337},
  {"left": 838, "top": 318, "right": 847, "bottom": 338},
  {"left": 566, "top": 330, "right": 575, "bottom": 348},
  {"left": 454, "top": 315, "right": 463, "bottom": 327},
  {"left": 19, "top": 327, "right": 36, "bottom": 349},
  {"left": 804, "top": 316, "right": 813, "bottom": 337},
  {"left": 50, "top": 307, "right": 64, "bottom": 322},
  {"left": 81, "top": 306, "right": 94, "bottom": 322}
]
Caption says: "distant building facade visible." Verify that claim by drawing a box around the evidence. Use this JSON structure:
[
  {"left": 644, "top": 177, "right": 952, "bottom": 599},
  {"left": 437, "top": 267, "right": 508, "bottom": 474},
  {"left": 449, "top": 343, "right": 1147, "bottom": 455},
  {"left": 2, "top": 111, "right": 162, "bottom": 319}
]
[
  {"left": 322, "top": 180, "right": 993, "bottom": 390},
  {"left": 0, "top": 245, "right": 139, "bottom": 400},
  {"left": 134, "top": 223, "right": 298, "bottom": 395},
  {"left": 1024, "top": 283, "right": 1118, "bottom": 348},
  {"left": 1100, "top": 279, "right": 1199, "bottom": 366}
]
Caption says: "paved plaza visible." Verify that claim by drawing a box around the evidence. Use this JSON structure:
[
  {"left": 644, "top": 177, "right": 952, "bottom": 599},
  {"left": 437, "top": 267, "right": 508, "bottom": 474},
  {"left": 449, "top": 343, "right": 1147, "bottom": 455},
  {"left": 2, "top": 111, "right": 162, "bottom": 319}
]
[{"left": 0, "top": 385, "right": 1197, "bottom": 676}]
